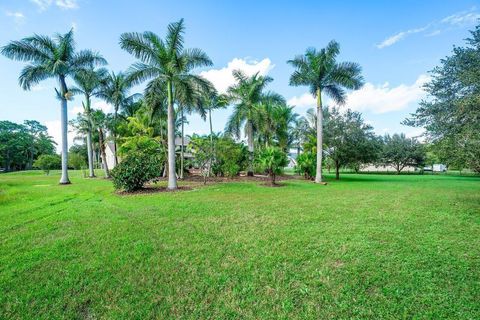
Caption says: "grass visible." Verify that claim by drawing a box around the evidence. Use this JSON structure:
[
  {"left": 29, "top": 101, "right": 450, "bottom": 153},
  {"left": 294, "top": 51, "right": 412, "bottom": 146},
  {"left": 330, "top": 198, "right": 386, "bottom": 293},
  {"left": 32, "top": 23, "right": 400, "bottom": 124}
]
[{"left": 0, "top": 171, "right": 479, "bottom": 319}]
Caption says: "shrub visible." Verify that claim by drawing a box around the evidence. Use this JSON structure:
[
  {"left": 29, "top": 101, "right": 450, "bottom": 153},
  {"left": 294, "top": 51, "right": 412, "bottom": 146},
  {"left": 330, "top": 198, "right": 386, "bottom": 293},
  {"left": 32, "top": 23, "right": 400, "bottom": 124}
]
[
  {"left": 296, "top": 152, "right": 316, "bottom": 180},
  {"left": 111, "top": 151, "right": 164, "bottom": 192},
  {"left": 33, "top": 154, "right": 61, "bottom": 175},
  {"left": 214, "top": 137, "right": 247, "bottom": 177},
  {"left": 68, "top": 152, "right": 87, "bottom": 170},
  {"left": 256, "top": 146, "right": 288, "bottom": 185}
]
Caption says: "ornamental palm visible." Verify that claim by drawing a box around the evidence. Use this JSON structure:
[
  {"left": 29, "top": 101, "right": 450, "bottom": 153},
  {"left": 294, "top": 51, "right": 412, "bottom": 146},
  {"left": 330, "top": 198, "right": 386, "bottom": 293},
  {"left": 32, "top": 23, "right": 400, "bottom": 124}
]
[
  {"left": 71, "top": 67, "right": 108, "bottom": 178},
  {"left": 120, "top": 19, "right": 213, "bottom": 189},
  {"left": 98, "top": 71, "right": 133, "bottom": 166},
  {"left": 1, "top": 30, "right": 106, "bottom": 184},
  {"left": 288, "top": 40, "right": 364, "bottom": 183},
  {"left": 225, "top": 70, "right": 284, "bottom": 176}
]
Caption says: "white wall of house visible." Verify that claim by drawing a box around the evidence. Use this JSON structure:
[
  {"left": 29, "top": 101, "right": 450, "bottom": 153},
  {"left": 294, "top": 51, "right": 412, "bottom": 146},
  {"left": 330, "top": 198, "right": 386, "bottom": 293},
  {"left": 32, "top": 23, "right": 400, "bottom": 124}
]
[
  {"left": 360, "top": 164, "right": 418, "bottom": 172},
  {"left": 105, "top": 142, "right": 116, "bottom": 170}
]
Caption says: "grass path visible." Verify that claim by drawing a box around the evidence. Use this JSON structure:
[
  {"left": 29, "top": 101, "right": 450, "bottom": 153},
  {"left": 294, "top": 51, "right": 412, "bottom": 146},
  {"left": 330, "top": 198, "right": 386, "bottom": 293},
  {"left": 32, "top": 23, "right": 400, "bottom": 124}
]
[{"left": 1, "top": 171, "right": 479, "bottom": 319}]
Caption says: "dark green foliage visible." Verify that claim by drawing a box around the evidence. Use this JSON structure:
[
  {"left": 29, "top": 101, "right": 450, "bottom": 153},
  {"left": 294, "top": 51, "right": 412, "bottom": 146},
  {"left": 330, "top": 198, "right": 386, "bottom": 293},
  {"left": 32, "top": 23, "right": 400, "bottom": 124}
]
[
  {"left": 0, "top": 120, "right": 56, "bottom": 172},
  {"left": 213, "top": 136, "right": 247, "bottom": 178},
  {"left": 382, "top": 133, "right": 425, "bottom": 173},
  {"left": 111, "top": 151, "right": 164, "bottom": 192},
  {"left": 256, "top": 146, "right": 288, "bottom": 185},
  {"left": 324, "top": 108, "right": 380, "bottom": 179},
  {"left": 68, "top": 152, "right": 87, "bottom": 170},
  {"left": 405, "top": 24, "right": 480, "bottom": 172},
  {"left": 295, "top": 152, "right": 316, "bottom": 180},
  {"left": 33, "top": 154, "right": 61, "bottom": 175}
]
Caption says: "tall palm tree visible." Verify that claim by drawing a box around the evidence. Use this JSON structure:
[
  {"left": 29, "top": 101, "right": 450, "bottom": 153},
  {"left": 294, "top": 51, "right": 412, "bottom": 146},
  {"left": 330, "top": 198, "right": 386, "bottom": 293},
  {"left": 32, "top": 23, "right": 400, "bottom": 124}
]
[
  {"left": 98, "top": 71, "right": 133, "bottom": 167},
  {"left": 90, "top": 109, "right": 110, "bottom": 178},
  {"left": 226, "top": 70, "right": 284, "bottom": 176},
  {"left": 120, "top": 19, "right": 213, "bottom": 189},
  {"left": 71, "top": 67, "right": 108, "bottom": 178},
  {"left": 1, "top": 30, "right": 106, "bottom": 184},
  {"left": 288, "top": 41, "right": 364, "bottom": 183}
]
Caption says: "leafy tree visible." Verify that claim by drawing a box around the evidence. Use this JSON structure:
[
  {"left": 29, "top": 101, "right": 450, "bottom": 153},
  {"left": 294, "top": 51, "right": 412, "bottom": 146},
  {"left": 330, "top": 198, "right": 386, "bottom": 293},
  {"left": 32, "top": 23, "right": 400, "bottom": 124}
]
[
  {"left": 1, "top": 30, "right": 106, "bottom": 184},
  {"left": 256, "top": 146, "right": 288, "bottom": 185},
  {"left": 405, "top": 24, "right": 480, "bottom": 173},
  {"left": 382, "top": 133, "right": 425, "bottom": 173},
  {"left": 188, "top": 135, "right": 214, "bottom": 184},
  {"left": 68, "top": 152, "right": 86, "bottom": 171},
  {"left": 324, "top": 108, "right": 380, "bottom": 179},
  {"left": 295, "top": 152, "right": 316, "bottom": 180},
  {"left": 111, "top": 151, "right": 164, "bottom": 192},
  {"left": 288, "top": 41, "right": 364, "bottom": 183},
  {"left": 90, "top": 110, "right": 111, "bottom": 178},
  {"left": 225, "top": 70, "right": 284, "bottom": 176},
  {"left": 120, "top": 19, "right": 213, "bottom": 190},
  {"left": 34, "top": 154, "right": 61, "bottom": 175}
]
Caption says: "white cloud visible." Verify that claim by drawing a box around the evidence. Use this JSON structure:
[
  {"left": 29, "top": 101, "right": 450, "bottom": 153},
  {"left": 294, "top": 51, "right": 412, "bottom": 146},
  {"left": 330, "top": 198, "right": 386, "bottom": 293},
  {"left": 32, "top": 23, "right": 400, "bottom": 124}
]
[
  {"left": 30, "top": 0, "right": 78, "bottom": 11},
  {"left": 70, "top": 105, "right": 83, "bottom": 115},
  {"left": 376, "top": 26, "right": 427, "bottom": 49},
  {"left": 92, "top": 101, "right": 112, "bottom": 113},
  {"left": 376, "top": 7, "right": 480, "bottom": 49},
  {"left": 288, "top": 74, "right": 429, "bottom": 114},
  {"left": 287, "top": 92, "right": 316, "bottom": 108},
  {"left": 45, "top": 120, "right": 75, "bottom": 152},
  {"left": 200, "top": 58, "right": 274, "bottom": 93},
  {"left": 345, "top": 74, "right": 429, "bottom": 113},
  {"left": 6, "top": 11, "right": 25, "bottom": 25},
  {"left": 441, "top": 9, "right": 480, "bottom": 26}
]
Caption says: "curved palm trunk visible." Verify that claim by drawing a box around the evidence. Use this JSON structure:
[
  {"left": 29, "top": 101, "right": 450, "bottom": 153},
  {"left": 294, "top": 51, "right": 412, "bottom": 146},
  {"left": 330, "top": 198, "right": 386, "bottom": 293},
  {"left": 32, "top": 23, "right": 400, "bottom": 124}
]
[
  {"left": 59, "top": 76, "right": 71, "bottom": 185},
  {"left": 247, "top": 120, "right": 254, "bottom": 176},
  {"left": 315, "top": 88, "right": 323, "bottom": 183},
  {"left": 180, "top": 107, "right": 184, "bottom": 180},
  {"left": 167, "top": 81, "right": 177, "bottom": 189}
]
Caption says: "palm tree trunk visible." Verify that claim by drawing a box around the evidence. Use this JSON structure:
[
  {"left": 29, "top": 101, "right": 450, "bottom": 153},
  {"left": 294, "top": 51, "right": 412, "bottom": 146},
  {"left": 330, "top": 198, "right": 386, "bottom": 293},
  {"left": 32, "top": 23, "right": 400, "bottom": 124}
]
[
  {"left": 247, "top": 120, "right": 254, "bottom": 176},
  {"left": 113, "top": 107, "right": 118, "bottom": 167},
  {"left": 180, "top": 107, "right": 184, "bottom": 180},
  {"left": 98, "top": 129, "right": 109, "bottom": 178},
  {"left": 315, "top": 88, "right": 323, "bottom": 183},
  {"left": 59, "top": 76, "right": 71, "bottom": 185},
  {"left": 86, "top": 129, "right": 95, "bottom": 178},
  {"left": 167, "top": 81, "right": 177, "bottom": 189},
  {"left": 208, "top": 108, "right": 213, "bottom": 177}
]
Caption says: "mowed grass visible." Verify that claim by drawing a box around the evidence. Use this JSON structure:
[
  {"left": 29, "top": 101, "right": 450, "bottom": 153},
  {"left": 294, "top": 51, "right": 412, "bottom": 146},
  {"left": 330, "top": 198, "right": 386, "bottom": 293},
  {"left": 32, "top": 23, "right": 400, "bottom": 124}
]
[{"left": 0, "top": 171, "right": 479, "bottom": 319}]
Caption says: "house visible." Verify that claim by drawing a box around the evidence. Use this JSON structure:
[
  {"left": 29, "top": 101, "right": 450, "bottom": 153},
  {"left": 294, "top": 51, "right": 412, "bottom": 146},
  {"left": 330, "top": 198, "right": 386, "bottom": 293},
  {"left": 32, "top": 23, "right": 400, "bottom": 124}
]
[
  {"left": 360, "top": 164, "right": 419, "bottom": 172},
  {"left": 104, "top": 137, "right": 192, "bottom": 169}
]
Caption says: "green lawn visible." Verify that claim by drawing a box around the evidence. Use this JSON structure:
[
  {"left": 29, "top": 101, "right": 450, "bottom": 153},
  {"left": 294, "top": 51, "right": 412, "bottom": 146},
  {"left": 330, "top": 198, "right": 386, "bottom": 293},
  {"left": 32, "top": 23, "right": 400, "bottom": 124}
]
[{"left": 0, "top": 171, "right": 479, "bottom": 319}]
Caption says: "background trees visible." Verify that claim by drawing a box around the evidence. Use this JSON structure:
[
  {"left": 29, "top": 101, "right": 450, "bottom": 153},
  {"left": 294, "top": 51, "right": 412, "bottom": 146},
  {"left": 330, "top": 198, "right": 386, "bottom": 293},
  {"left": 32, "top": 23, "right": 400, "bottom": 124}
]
[
  {"left": 381, "top": 134, "right": 425, "bottom": 174},
  {"left": 288, "top": 41, "right": 364, "bottom": 183},
  {"left": 405, "top": 24, "right": 480, "bottom": 173},
  {"left": 0, "top": 120, "right": 56, "bottom": 172}
]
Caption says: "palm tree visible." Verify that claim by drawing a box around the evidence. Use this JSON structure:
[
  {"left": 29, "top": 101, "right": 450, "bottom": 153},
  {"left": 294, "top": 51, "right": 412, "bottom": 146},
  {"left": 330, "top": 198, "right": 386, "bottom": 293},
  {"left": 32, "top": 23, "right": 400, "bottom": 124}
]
[
  {"left": 98, "top": 71, "right": 133, "bottom": 167},
  {"left": 120, "top": 19, "right": 213, "bottom": 189},
  {"left": 226, "top": 70, "right": 284, "bottom": 176},
  {"left": 204, "top": 93, "right": 228, "bottom": 176},
  {"left": 1, "top": 30, "right": 106, "bottom": 184},
  {"left": 288, "top": 41, "right": 364, "bottom": 183},
  {"left": 90, "top": 109, "right": 110, "bottom": 178},
  {"left": 71, "top": 67, "right": 108, "bottom": 178}
]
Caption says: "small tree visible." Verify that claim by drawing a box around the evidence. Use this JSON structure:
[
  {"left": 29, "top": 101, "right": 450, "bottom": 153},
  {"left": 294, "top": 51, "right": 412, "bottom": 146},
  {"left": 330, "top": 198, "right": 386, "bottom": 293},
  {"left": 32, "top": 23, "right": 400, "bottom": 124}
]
[
  {"left": 111, "top": 151, "right": 164, "bottom": 192},
  {"left": 382, "top": 133, "right": 425, "bottom": 173},
  {"left": 256, "top": 146, "right": 288, "bottom": 185},
  {"left": 295, "top": 152, "right": 316, "bottom": 180},
  {"left": 188, "top": 135, "right": 214, "bottom": 184},
  {"left": 34, "top": 154, "right": 61, "bottom": 175}
]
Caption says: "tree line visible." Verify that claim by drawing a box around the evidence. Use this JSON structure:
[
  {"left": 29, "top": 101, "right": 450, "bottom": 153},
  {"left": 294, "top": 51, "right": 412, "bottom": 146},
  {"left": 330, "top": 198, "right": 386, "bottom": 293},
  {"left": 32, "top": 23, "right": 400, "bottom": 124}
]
[{"left": 2, "top": 20, "right": 479, "bottom": 190}]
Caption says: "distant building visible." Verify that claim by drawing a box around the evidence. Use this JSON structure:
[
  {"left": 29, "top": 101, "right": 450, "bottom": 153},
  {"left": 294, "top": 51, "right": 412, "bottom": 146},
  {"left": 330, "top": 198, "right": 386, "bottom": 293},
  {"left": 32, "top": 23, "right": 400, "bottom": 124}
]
[{"left": 360, "top": 164, "right": 418, "bottom": 172}]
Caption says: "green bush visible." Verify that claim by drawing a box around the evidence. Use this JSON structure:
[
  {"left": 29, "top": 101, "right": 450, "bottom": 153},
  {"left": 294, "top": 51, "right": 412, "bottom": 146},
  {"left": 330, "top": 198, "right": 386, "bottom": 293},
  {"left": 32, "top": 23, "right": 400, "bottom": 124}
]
[
  {"left": 256, "top": 146, "right": 288, "bottom": 185},
  {"left": 295, "top": 152, "right": 316, "bottom": 180},
  {"left": 213, "top": 137, "right": 247, "bottom": 177},
  {"left": 68, "top": 152, "right": 87, "bottom": 170},
  {"left": 33, "top": 154, "right": 61, "bottom": 175},
  {"left": 111, "top": 151, "right": 164, "bottom": 192}
]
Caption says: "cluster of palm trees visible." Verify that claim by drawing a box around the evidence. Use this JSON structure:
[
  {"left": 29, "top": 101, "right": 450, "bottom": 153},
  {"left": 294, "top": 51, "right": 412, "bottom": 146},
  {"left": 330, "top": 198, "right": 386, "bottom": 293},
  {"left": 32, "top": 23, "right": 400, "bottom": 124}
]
[{"left": 2, "top": 19, "right": 364, "bottom": 189}]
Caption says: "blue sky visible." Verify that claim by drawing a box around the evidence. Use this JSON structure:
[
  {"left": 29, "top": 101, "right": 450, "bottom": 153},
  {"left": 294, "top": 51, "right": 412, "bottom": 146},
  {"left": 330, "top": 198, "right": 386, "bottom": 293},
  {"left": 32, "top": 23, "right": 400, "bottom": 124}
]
[{"left": 1, "top": 0, "right": 479, "bottom": 148}]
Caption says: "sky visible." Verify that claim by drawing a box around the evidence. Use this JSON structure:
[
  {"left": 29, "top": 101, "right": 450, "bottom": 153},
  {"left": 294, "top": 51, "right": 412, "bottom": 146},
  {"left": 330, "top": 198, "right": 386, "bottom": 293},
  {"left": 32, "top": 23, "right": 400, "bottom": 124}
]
[{"left": 1, "top": 0, "right": 480, "bottom": 150}]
